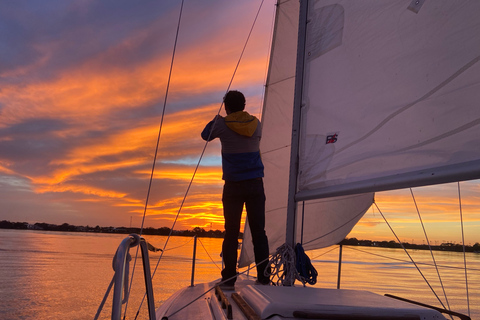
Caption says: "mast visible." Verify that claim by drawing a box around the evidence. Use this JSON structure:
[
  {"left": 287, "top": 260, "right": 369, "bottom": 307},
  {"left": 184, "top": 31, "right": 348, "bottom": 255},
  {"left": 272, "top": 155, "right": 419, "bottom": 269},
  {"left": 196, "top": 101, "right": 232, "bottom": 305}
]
[{"left": 285, "top": 0, "right": 308, "bottom": 248}]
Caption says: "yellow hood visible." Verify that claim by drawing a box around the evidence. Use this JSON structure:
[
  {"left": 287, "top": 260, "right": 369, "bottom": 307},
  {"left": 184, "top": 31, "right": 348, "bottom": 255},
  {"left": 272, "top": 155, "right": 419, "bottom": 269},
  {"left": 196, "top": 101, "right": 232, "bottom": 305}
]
[{"left": 224, "top": 111, "right": 258, "bottom": 137}]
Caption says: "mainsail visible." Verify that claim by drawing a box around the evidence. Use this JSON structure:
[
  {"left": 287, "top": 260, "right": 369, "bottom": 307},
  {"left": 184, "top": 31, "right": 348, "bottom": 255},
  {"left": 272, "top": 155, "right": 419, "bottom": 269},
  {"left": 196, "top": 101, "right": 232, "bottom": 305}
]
[{"left": 239, "top": 0, "right": 480, "bottom": 267}]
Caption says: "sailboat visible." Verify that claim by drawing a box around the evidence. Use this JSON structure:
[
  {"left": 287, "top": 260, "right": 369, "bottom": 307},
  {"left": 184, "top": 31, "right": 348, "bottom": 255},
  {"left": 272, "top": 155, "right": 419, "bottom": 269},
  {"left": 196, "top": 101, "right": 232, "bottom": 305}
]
[{"left": 102, "top": 1, "right": 480, "bottom": 319}]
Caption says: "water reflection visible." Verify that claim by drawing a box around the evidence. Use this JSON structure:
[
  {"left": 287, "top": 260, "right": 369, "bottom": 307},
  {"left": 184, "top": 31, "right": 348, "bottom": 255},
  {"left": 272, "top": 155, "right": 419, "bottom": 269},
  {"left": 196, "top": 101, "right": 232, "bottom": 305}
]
[{"left": 0, "top": 229, "right": 478, "bottom": 319}]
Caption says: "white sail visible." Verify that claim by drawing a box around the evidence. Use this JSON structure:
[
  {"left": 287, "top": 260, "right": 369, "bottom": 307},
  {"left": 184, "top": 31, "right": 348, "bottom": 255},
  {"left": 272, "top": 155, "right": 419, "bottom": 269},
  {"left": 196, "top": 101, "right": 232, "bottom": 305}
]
[
  {"left": 238, "top": 0, "right": 373, "bottom": 267},
  {"left": 298, "top": 0, "right": 480, "bottom": 200},
  {"left": 240, "top": 0, "right": 480, "bottom": 268}
]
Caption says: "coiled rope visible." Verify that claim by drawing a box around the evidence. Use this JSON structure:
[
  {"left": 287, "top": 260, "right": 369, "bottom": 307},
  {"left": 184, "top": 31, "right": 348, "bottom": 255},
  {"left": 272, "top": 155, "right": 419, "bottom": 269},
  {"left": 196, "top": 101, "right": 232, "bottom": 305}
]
[
  {"left": 268, "top": 243, "right": 297, "bottom": 286},
  {"left": 267, "top": 243, "right": 317, "bottom": 287}
]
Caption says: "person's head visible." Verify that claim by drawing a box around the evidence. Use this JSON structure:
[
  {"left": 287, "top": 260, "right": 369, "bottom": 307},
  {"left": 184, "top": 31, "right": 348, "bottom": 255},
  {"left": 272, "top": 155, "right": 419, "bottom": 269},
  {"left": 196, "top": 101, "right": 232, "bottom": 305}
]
[{"left": 223, "top": 90, "right": 245, "bottom": 114}]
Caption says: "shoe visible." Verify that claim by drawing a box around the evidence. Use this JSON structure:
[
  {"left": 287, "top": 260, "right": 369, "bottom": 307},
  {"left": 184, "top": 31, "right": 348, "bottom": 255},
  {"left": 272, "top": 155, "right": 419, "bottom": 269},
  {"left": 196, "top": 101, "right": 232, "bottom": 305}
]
[
  {"left": 216, "top": 279, "right": 235, "bottom": 291},
  {"left": 218, "top": 283, "right": 235, "bottom": 291}
]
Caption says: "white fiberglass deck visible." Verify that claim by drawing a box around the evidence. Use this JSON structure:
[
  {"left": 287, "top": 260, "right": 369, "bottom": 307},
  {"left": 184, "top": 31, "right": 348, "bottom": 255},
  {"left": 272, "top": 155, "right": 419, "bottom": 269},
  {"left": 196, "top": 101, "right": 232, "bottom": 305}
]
[
  {"left": 240, "top": 285, "right": 446, "bottom": 319},
  {"left": 156, "top": 276, "right": 447, "bottom": 320}
]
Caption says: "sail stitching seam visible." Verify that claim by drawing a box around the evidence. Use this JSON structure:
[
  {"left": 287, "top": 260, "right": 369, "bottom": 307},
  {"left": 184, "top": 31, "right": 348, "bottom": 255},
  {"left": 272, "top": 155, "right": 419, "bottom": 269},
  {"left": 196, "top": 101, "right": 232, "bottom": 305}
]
[{"left": 334, "top": 55, "right": 480, "bottom": 157}]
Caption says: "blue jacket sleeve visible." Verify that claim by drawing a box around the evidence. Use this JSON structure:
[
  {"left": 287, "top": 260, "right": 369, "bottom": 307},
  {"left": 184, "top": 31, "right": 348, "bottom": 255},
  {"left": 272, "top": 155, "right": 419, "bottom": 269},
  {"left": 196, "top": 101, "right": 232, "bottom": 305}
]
[{"left": 201, "top": 120, "right": 215, "bottom": 141}]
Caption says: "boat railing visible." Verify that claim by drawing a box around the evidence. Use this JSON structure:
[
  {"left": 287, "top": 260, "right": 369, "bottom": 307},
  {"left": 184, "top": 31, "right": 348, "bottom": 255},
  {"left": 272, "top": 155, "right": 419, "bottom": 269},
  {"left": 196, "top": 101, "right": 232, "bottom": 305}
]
[
  {"left": 95, "top": 234, "right": 156, "bottom": 320},
  {"left": 190, "top": 235, "right": 197, "bottom": 287}
]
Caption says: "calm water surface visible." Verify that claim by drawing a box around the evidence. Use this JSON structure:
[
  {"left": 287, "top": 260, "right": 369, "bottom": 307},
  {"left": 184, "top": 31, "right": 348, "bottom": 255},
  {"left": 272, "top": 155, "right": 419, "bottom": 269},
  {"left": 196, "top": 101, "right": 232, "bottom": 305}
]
[{"left": 0, "top": 229, "right": 478, "bottom": 319}]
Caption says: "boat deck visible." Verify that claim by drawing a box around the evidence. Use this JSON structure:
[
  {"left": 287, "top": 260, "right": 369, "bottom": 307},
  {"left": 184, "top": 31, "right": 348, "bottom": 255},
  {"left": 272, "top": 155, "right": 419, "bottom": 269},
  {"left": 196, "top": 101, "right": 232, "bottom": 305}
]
[{"left": 155, "top": 275, "right": 448, "bottom": 320}]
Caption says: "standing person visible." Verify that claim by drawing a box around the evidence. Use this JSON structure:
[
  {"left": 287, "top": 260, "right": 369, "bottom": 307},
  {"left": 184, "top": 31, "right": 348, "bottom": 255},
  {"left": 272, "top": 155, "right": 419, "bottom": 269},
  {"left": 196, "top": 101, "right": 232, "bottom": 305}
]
[{"left": 201, "top": 90, "right": 270, "bottom": 287}]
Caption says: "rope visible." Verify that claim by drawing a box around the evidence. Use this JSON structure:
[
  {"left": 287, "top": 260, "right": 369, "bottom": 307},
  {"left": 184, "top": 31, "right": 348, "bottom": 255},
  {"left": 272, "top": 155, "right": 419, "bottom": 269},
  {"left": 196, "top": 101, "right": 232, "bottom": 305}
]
[
  {"left": 257, "top": 0, "right": 276, "bottom": 122},
  {"left": 267, "top": 243, "right": 299, "bottom": 286},
  {"left": 410, "top": 188, "right": 451, "bottom": 311},
  {"left": 310, "top": 246, "right": 339, "bottom": 261},
  {"left": 162, "top": 237, "right": 194, "bottom": 251},
  {"left": 267, "top": 243, "right": 318, "bottom": 286},
  {"left": 345, "top": 246, "right": 480, "bottom": 272},
  {"left": 198, "top": 238, "right": 222, "bottom": 271},
  {"left": 374, "top": 202, "right": 448, "bottom": 310},
  {"left": 295, "top": 243, "right": 317, "bottom": 285}
]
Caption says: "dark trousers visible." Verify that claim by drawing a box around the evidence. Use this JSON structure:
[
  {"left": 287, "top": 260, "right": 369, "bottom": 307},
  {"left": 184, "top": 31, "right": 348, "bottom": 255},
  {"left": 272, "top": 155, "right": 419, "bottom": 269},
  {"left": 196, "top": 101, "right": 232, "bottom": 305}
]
[{"left": 221, "top": 178, "right": 270, "bottom": 284}]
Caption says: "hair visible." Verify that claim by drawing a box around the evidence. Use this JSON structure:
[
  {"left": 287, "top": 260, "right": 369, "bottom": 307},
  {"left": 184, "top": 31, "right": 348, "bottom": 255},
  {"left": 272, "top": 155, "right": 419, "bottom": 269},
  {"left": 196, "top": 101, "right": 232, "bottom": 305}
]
[{"left": 223, "top": 90, "right": 246, "bottom": 113}]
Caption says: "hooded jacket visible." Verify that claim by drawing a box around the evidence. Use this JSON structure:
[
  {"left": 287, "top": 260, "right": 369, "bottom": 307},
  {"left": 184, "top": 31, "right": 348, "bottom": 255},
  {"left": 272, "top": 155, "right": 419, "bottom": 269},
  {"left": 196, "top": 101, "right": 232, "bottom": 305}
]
[{"left": 201, "top": 111, "right": 264, "bottom": 181}]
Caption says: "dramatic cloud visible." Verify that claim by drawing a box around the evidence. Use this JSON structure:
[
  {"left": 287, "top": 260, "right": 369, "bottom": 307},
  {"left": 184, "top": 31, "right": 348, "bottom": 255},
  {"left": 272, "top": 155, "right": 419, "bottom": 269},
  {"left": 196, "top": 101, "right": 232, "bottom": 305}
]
[
  {"left": 0, "top": 0, "right": 275, "bottom": 230},
  {"left": 1, "top": 0, "right": 479, "bottom": 245}
]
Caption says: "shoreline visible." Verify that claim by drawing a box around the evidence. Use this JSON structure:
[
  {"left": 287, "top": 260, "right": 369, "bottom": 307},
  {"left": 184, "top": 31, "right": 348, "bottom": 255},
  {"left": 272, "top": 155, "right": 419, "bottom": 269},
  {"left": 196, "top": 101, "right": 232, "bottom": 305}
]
[{"left": 2, "top": 219, "right": 478, "bottom": 253}]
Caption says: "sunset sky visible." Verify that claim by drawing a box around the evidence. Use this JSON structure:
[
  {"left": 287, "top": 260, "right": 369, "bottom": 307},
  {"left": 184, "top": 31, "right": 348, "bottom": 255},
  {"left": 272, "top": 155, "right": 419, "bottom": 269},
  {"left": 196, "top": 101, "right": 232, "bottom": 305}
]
[{"left": 1, "top": 0, "right": 479, "bottom": 245}]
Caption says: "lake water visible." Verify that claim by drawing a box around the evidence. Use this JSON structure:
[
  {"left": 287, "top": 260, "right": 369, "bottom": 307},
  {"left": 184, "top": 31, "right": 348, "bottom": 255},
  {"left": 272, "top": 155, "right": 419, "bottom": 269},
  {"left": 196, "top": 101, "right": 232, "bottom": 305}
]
[{"left": 0, "top": 229, "right": 478, "bottom": 319}]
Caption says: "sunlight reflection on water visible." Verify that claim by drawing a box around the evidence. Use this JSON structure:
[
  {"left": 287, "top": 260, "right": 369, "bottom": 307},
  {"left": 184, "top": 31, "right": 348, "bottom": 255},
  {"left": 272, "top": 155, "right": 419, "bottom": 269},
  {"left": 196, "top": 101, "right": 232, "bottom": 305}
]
[{"left": 0, "top": 229, "right": 478, "bottom": 319}]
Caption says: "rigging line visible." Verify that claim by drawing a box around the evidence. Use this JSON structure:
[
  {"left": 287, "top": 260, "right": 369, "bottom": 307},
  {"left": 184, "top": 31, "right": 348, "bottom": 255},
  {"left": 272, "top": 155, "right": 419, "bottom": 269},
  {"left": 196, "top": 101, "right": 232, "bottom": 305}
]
[
  {"left": 345, "top": 246, "right": 480, "bottom": 272},
  {"left": 150, "top": 0, "right": 267, "bottom": 277},
  {"left": 163, "top": 236, "right": 194, "bottom": 252},
  {"left": 410, "top": 188, "right": 451, "bottom": 311},
  {"left": 266, "top": 75, "right": 296, "bottom": 87},
  {"left": 262, "top": 144, "right": 290, "bottom": 155},
  {"left": 137, "top": 0, "right": 185, "bottom": 237},
  {"left": 300, "top": 201, "right": 305, "bottom": 245},
  {"left": 224, "top": 0, "right": 267, "bottom": 97},
  {"left": 126, "top": 0, "right": 186, "bottom": 318},
  {"left": 201, "top": 0, "right": 269, "bottom": 132},
  {"left": 310, "top": 246, "right": 339, "bottom": 261},
  {"left": 149, "top": 0, "right": 268, "bottom": 279},
  {"left": 258, "top": 1, "right": 276, "bottom": 122},
  {"left": 198, "top": 238, "right": 222, "bottom": 271},
  {"left": 374, "top": 202, "right": 448, "bottom": 310},
  {"left": 302, "top": 202, "right": 370, "bottom": 246},
  {"left": 458, "top": 182, "right": 471, "bottom": 317},
  {"left": 134, "top": 0, "right": 268, "bottom": 315}
]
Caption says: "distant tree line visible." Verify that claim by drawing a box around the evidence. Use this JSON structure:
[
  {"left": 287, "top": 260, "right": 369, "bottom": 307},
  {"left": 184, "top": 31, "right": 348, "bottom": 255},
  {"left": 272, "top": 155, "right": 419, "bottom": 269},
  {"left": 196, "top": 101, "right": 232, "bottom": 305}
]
[
  {"left": 0, "top": 220, "right": 233, "bottom": 239},
  {"left": 339, "top": 237, "right": 480, "bottom": 253},
  {"left": 1, "top": 220, "right": 478, "bottom": 252}
]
